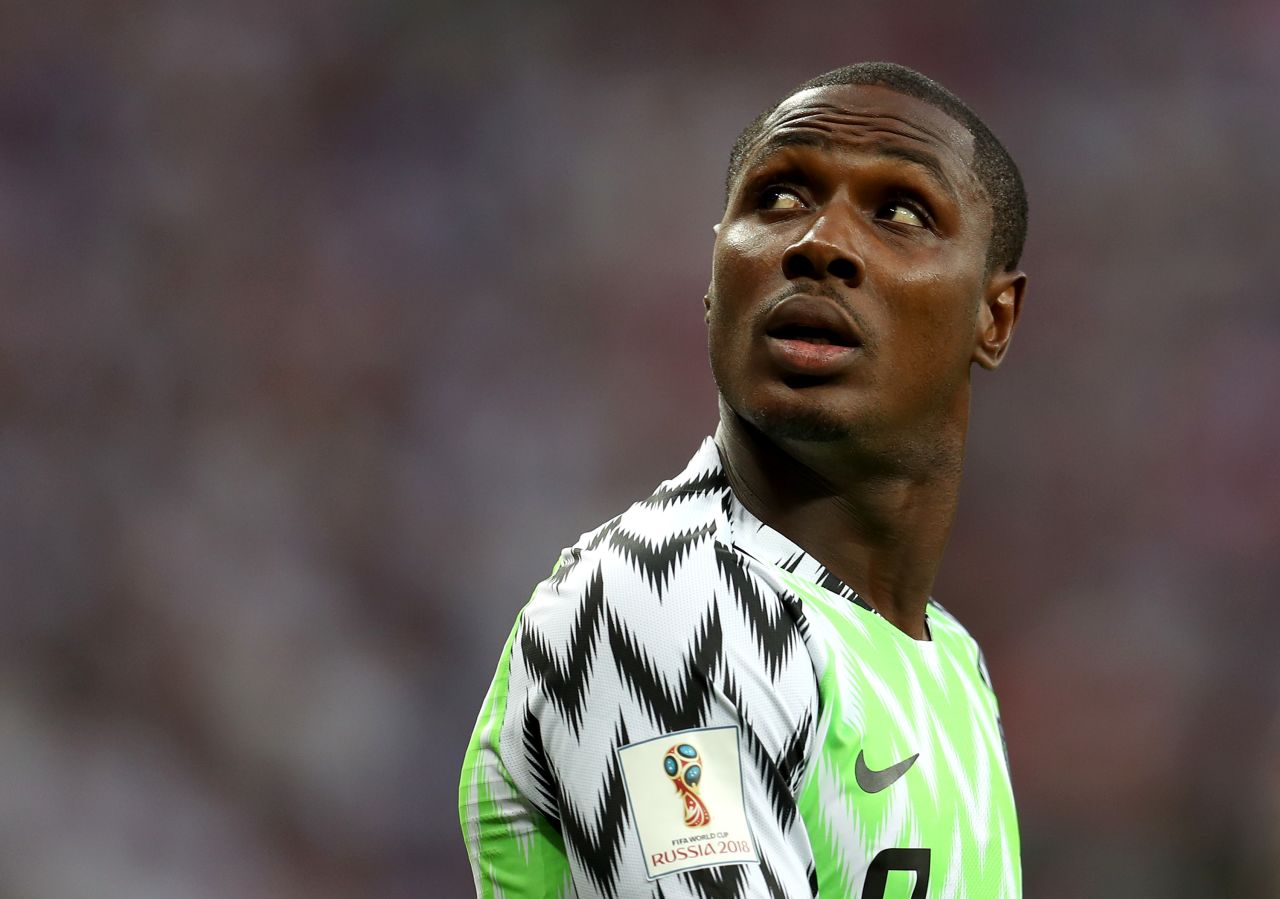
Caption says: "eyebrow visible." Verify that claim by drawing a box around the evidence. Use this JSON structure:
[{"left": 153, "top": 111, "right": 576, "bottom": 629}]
[{"left": 748, "top": 131, "right": 962, "bottom": 205}]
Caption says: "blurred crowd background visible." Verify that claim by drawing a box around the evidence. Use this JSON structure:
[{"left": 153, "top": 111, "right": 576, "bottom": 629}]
[{"left": 3, "top": 0, "right": 1279, "bottom": 896}]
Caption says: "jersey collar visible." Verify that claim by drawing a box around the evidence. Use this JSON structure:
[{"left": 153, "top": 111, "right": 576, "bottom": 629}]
[{"left": 678, "top": 437, "right": 873, "bottom": 613}]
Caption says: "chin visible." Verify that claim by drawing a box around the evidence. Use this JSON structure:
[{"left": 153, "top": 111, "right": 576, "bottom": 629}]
[
  {"left": 713, "top": 356, "right": 870, "bottom": 444},
  {"left": 741, "top": 392, "right": 862, "bottom": 444}
]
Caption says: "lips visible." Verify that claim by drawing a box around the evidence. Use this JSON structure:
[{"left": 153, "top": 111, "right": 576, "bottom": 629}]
[
  {"left": 762, "top": 294, "right": 863, "bottom": 376},
  {"left": 765, "top": 294, "right": 861, "bottom": 346}
]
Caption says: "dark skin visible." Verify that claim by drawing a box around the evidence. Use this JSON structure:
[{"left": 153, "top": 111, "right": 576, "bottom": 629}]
[{"left": 706, "top": 84, "right": 1026, "bottom": 640}]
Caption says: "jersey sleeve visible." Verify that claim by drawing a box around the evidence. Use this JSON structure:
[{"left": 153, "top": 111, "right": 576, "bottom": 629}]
[{"left": 460, "top": 527, "right": 821, "bottom": 898}]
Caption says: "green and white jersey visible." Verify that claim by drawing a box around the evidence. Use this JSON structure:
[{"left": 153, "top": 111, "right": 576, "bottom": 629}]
[{"left": 460, "top": 438, "right": 1019, "bottom": 898}]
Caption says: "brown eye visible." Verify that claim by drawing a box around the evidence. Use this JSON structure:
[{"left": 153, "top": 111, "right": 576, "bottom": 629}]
[
  {"left": 760, "top": 186, "right": 805, "bottom": 211},
  {"left": 881, "top": 202, "right": 926, "bottom": 227}
]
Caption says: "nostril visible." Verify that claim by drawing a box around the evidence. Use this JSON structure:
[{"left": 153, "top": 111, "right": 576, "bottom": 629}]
[
  {"left": 783, "top": 253, "right": 818, "bottom": 280},
  {"left": 828, "top": 257, "right": 858, "bottom": 281}
]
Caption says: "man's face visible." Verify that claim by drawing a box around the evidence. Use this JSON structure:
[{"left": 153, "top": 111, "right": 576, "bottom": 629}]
[{"left": 708, "top": 83, "right": 1005, "bottom": 449}]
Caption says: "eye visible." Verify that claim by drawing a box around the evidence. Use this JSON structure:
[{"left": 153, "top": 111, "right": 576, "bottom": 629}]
[
  {"left": 879, "top": 201, "right": 929, "bottom": 228},
  {"left": 759, "top": 185, "right": 806, "bottom": 211}
]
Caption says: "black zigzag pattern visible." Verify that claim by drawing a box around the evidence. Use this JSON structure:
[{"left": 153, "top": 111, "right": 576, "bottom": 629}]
[
  {"left": 721, "top": 488, "right": 735, "bottom": 522},
  {"left": 608, "top": 522, "right": 715, "bottom": 599},
  {"left": 606, "top": 601, "right": 723, "bottom": 733},
  {"left": 814, "top": 565, "right": 850, "bottom": 597},
  {"left": 806, "top": 861, "right": 818, "bottom": 897},
  {"left": 548, "top": 548, "right": 583, "bottom": 592},
  {"left": 680, "top": 862, "right": 749, "bottom": 899},
  {"left": 774, "top": 706, "right": 813, "bottom": 798},
  {"left": 520, "top": 705, "right": 560, "bottom": 825},
  {"left": 813, "top": 565, "right": 874, "bottom": 611},
  {"left": 759, "top": 855, "right": 790, "bottom": 899},
  {"left": 721, "top": 667, "right": 805, "bottom": 833},
  {"left": 777, "top": 589, "right": 812, "bottom": 646},
  {"left": 777, "top": 551, "right": 805, "bottom": 573},
  {"left": 585, "top": 515, "right": 624, "bottom": 551},
  {"left": 557, "top": 717, "right": 632, "bottom": 899},
  {"left": 548, "top": 516, "right": 625, "bottom": 592},
  {"left": 716, "top": 546, "right": 800, "bottom": 681},
  {"left": 520, "top": 566, "right": 607, "bottom": 739},
  {"left": 640, "top": 468, "right": 729, "bottom": 509}
]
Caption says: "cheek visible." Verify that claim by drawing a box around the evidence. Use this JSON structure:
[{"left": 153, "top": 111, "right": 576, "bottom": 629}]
[
  {"left": 719, "top": 221, "right": 774, "bottom": 258},
  {"left": 712, "top": 224, "right": 776, "bottom": 290},
  {"left": 892, "top": 262, "right": 983, "bottom": 333}
]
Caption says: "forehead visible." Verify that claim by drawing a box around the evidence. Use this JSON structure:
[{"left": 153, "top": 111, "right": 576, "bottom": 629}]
[{"left": 742, "top": 83, "right": 980, "bottom": 197}]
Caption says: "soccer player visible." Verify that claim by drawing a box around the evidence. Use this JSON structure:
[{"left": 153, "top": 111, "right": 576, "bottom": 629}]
[{"left": 461, "top": 61, "right": 1028, "bottom": 898}]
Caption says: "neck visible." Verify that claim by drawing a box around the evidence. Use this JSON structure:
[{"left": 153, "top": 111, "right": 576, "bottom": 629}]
[{"left": 715, "top": 401, "right": 967, "bottom": 640}]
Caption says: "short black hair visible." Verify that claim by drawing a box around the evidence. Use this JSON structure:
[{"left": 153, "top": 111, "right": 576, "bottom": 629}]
[{"left": 725, "top": 62, "right": 1028, "bottom": 272}]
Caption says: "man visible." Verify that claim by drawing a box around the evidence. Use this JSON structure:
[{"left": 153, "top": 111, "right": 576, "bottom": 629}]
[{"left": 461, "top": 61, "right": 1028, "bottom": 898}]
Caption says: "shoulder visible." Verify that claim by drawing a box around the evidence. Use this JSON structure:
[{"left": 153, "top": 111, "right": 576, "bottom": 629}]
[
  {"left": 524, "top": 449, "right": 736, "bottom": 634},
  {"left": 521, "top": 449, "right": 816, "bottom": 662},
  {"left": 513, "top": 449, "right": 814, "bottom": 729}
]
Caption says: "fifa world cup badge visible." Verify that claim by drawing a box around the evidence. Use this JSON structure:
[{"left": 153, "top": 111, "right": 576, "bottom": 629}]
[
  {"left": 618, "top": 726, "right": 759, "bottom": 879},
  {"left": 663, "top": 742, "right": 711, "bottom": 827}
]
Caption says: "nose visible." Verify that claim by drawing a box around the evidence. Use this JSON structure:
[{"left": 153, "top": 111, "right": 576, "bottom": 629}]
[{"left": 781, "top": 209, "right": 864, "bottom": 285}]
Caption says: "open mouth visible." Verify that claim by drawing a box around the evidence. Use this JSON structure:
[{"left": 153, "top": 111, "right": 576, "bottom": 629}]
[
  {"left": 763, "top": 295, "right": 862, "bottom": 346},
  {"left": 767, "top": 322, "right": 856, "bottom": 347},
  {"left": 762, "top": 294, "right": 863, "bottom": 375}
]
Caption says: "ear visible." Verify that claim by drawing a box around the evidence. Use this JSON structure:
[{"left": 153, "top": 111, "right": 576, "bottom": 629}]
[
  {"left": 705, "top": 222, "right": 722, "bottom": 323},
  {"left": 972, "top": 269, "right": 1026, "bottom": 370}
]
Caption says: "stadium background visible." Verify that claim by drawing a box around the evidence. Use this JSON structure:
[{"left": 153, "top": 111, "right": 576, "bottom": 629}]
[{"left": 3, "top": 1, "right": 1279, "bottom": 896}]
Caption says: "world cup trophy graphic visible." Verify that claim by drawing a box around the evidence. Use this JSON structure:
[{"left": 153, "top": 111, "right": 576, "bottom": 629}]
[{"left": 663, "top": 742, "right": 711, "bottom": 827}]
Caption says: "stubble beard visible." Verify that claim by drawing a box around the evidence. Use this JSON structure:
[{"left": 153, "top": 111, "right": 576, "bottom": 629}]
[
  {"left": 709, "top": 331, "right": 867, "bottom": 446},
  {"left": 714, "top": 367, "right": 967, "bottom": 481},
  {"left": 742, "top": 390, "right": 865, "bottom": 444}
]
